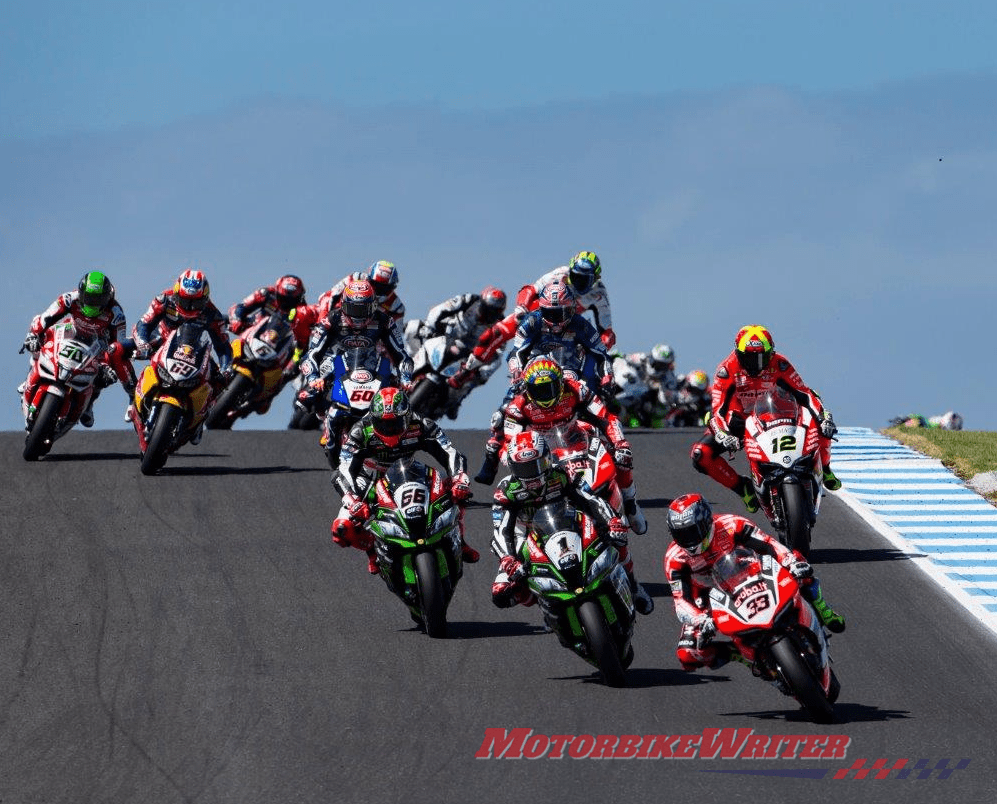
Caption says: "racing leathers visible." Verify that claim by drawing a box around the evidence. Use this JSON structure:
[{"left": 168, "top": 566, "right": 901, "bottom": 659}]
[
  {"left": 330, "top": 413, "right": 475, "bottom": 570},
  {"left": 509, "top": 310, "right": 613, "bottom": 391},
  {"left": 131, "top": 289, "right": 233, "bottom": 375},
  {"left": 21, "top": 291, "right": 137, "bottom": 424},
  {"left": 664, "top": 513, "right": 844, "bottom": 671},
  {"left": 456, "top": 266, "right": 614, "bottom": 380},
  {"left": 479, "top": 376, "right": 647, "bottom": 534},
  {"left": 297, "top": 309, "right": 413, "bottom": 464},
  {"left": 490, "top": 467, "right": 652, "bottom": 615},
  {"left": 690, "top": 350, "right": 839, "bottom": 511}
]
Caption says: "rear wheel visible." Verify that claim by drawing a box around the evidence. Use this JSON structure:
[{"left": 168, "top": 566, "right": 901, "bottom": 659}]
[
  {"left": 578, "top": 600, "right": 627, "bottom": 688},
  {"left": 141, "top": 404, "right": 182, "bottom": 475},
  {"left": 415, "top": 551, "right": 447, "bottom": 638},
  {"left": 206, "top": 373, "right": 253, "bottom": 430},
  {"left": 23, "top": 393, "right": 61, "bottom": 461},
  {"left": 782, "top": 482, "right": 813, "bottom": 559},
  {"left": 770, "top": 636, "right": 835, "bottom": 723}
]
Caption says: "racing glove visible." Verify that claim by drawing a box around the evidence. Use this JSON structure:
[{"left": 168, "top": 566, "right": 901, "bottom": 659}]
[
  {"left": 693, "top": 615, "right": 717, "bottom": 649},
  {"left": 450, "top": 472, "right": 472, "bottom": 501},
  {"left": 344, "top": 494, "right": 370, "bottom": 525},
  {"left": 714, "top": 429, "right": 741, "bottom": 453},
  {"left": 781, "top": 553, "right": 814, "bottom": 581},
  {"left": 133, "top": 340, "right": 151, "bottom": 360},
  {"left": 613, "top": 445, "right": 633, "bottom": 471},
  {"left": 600, "top": 328, "right": 616, "bottom": 351},
  {"left": 819, "top": 410, "right": 838, "bottom": 439},
  {"left": 22, "top": 333, "right": 40, "bottom": 354},
  {"left": 607, "top": 517, "right": 629, "bottom": 546},
  {"left": 498, "top": 555, "right": 525, "bottom": 583}
]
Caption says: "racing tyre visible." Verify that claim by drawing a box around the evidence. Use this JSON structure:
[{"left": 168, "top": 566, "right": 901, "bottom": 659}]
[
  {"left": 578, "top": 600, "right": 627, "bottom": 688},
  {"left": 415, "top": 551, "right": 447, "bottom": 639},
  {"left": 782, "top": 481, "right": 813, "bottom": 559},
  {"left": 141, "top": 404, "right": 182, "bottom": 476},
  {"left": 206, "top": 373, "right": 253, "bottom": 430},
  {"left": 23, "top": 393, "right": 61, "bottom": 461},
  {"left": 770, "top": 636, "right": 835, "bottom": 724}
]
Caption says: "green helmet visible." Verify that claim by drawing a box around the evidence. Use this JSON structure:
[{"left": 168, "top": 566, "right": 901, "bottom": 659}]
[{"left": 78, "top": 271, "right": 113, "bottom": 318}]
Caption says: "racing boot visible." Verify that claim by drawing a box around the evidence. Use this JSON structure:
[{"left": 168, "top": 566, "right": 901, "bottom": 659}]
[
  {"left": 626, "top": 569, "right": 654, "bottom": 615},
  {"left": 621, "top": 484, "right": 648, "bottom": 535},
  {"left": 366, "top": 549, "right": 379, "bottom": 575},
  {"left": 809, "top": 591, "right": 846, "bottom": 633},
  {"left": 736, "top": 476, "right": 760, "bottom": 513},
  {"left": 822, "top": 466, "right": 842, "bottom": 491},
  {"left": 461, "top": 539, "right": 480, "bottom": 563},
  {"left": 79, "top": 403, "right": 95, "bottom": 428},
  {"left": 475, "top": 449, "right": 500, "bottom": 485}
]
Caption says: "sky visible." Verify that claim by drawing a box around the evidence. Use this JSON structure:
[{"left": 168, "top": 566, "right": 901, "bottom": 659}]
[{"left": 3, "top": 1, "right": 997, "bottom": 436}]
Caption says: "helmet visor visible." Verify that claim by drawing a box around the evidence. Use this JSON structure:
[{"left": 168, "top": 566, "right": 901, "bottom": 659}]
[
  {"left": 177, "top": 293, "right": 208, "bottom": 315},
  {"left": 80, "top": 288, "right": 111, "bottom": 317},
  {"left": 527, "top": 377, "right": 562, "bottom": 407},
  {"left": 511, "top": 453, "right": 549, "bottom": 483},
  {"left": 737, "top": 350, "right": 769, "bottom": 375},
  {"left": 342, "top": 298, "right": 375, "bottom": 320},
  {"left": 569, "top": 268, "right": 594, "bottom": 294},
  {"left": 373, "top": 415, "right": 405, "bottom": 437},
  {"left": 541, "top": 306, "right": 572, "bottom": 326}
]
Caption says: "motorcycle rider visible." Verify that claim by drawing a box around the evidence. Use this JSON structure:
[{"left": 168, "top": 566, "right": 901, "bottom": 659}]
[
  {"left": 314, "top": 260, "right": 406, "bottom": 322},
  {"left": 451, "top": 250, "right": 615, "bottom": 386},
  {"left": 475, "top": 356, "right": 648, "bottom": 535},
  {"left": 330, "top": 386, "right": 477, "bottom": 574},
  {"left": 691, "top": 325, "right": 840, "bottom": 513},
  {"left": 405, "top": 286, "right": 508, "bottom": 418},
  {"left": 227, "top": 274, "right": 318, "bottom": 413},
  {"left": 664, "top": 492, "right": 845, "bottom": 675},
  {"left": 490, "top": 430, "right": 653, "bottom": 615},
  {"left": 296, "top": 278, "right": 413, "bottom": 465},
  {"left": 21, "top": 271, "right": 137, "bottom": 427},
  {"left": 627, "top": 344, "right": 678, "bottom": 400}
]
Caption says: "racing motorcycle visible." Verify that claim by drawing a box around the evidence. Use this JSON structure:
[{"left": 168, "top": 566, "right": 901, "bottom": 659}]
[
  {"left": 407, "top": 334, "right": 497, "bottom": 420},
  {"left": 521, "top": 500, "right": 636, "bottom": 687},
  {"left": 363, "top": 457, "right": 464, "bottom": 638},
  {"left": 129, "top": 322, "right": 215, "bottom": 475},
  {"left": 742, "top": 385, "right": 824, "bottom": 558},
  {"left": 709, "top": 546, "right": 840, "bottom": 723},
  {"left": 314, "top": 346, "right": 397, "bottom": 465},
  {"left": 19, "top": 314, "right": 108, "bottom": 460},
  {"left": 610, "top": 354, "right": 652, "bottom": 427},
  {"left": 205, "top": 312, "right": 296, "bottom": 429}
]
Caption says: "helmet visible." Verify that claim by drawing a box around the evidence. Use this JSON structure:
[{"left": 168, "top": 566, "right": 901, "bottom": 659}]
[
  {"left": 645, "top": 344, "right": 675, "bottom": 380},
  {"left": 567, "top": 251, "right": 601, "bottom": 294},
  {"left": 508, "top": 431, "right": 553, "bottom": 492},
  {"left": 686, "top": 369, "right": 709, "bottom": 392},
  {"left": 77, "top": 271, "right": 113, "bottom": 318},
  {"left": 370, "top": 386, "right": 411, "bottom": 446},
  {"left": 667, "top": 493, "right": 715, "bottom": 555},
  {"left": 478, "top": 286, "right": 507, "bottom": 324},
  {"left": 274, "top": 274, "right": 306, "bottom": 312},
  {"left": 366, "top": 260, "right": 399, "bottom": 297},
  {"left": 537, "top": 279, "right": 575, "bottom": 331},
  {"left": 522, "top": 357, "right": 564, "bottom": 408},
  {"left": 174, "top": 269, "right": 210, "bottom": 319},
  {"left": 340, "top": 278, "right": 377, "bottom": 324},
  {"left": 734, "top": 325, "right": 775, "bottom": 376}
]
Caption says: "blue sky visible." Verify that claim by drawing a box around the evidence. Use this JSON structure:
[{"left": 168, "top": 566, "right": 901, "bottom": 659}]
[{"left": 3, "top": 2, "right": 997, "bottom": 434}]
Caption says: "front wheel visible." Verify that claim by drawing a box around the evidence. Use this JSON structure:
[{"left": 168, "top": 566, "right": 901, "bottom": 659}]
[
  {"left": 414, "top": 551, "right": 447, "bottom": 638},
  {"left": 23, "top": 393, "right": 62, "bottom": 461},
  {"left": 206, "top": 373, "right": 253, "bottom": 430},
  {"left": 141, "top": 404, "right": 182, "bottom": 475},
  {"left": 770, "top": 636, "right": 835, "bottom": 723},
  {"left": 577, "top": 600, "right": 627, "bottom": 687},
  {"left": 781, "top": 481, "right": 813, "bottom": 559},
  {"left": 408, "top": 377, "right": 443, "bottom": 418}
]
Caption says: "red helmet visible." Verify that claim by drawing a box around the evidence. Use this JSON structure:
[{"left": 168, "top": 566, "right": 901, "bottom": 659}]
[
  {"left": 274, "top": 274, "right": 306, "bottom": 312},
  {"left": 370, "top": 386, "right": 411, "bottom": 446},
  {"left": 340, "top": 278, "right": 377, "bottom": 324},
  {"left": 508, "top": 431, "right": 553, "bottom": 492},
  {"left": 174, "top": 269, "right": 210, "bottom": 319},
  {"left": 734, "top": 325, "right": 775, "bottom": 376},
  {"left": 479, "top": 286, "right": 507, "bottom": 324},
  {"left": 537, "top": 279, "right": 575, "bottom": 331},
  {"left": 667, "top": 493, "right": 715, "bottom": 554}
]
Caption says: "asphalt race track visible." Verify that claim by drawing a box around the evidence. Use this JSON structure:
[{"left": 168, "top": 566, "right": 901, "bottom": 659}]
[{"left": 3, "top": 426, "right": 996, "bottom": 803}]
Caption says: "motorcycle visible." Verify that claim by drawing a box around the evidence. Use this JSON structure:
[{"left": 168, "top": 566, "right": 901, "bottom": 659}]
[
  {"left": 742, "top": 385, "right": 824, "bottom": 558},
  {"left": 315, "top": 346, "right": 397, "bottom": 464},
  {"left": 129, "top": 322, "right": 215, "bottom": 475},
  {"left": 662, "top": 387, "right": 709, "bottom": 428},
  {"left": 708, "top": 546, "right": 840, "bottom": 723},
  {"left": 363, "top": 457, "right": 464, "bottom": 638},
  {"left": 520, "top": 500, "right": 635, "bottom": 687},
  {"left": 407, "top": 334, "right": 497, "bottom": 420},
  {"left": 19, "top": 314, "right": 108, "bottom": 460},
  {"left": 610, "top": 355, "right": 652, "bottom": 428},
  {"left": 205, "top": 312, "right": 296, "bottom": 429}
]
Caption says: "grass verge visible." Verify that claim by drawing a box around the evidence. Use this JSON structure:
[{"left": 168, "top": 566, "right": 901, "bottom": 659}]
[{"left": 883, "top": 427, "right": 997, "bottom": 505}]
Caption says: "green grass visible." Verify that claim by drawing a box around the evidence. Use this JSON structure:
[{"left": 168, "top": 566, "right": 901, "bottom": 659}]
[{"left": 883, "top": 427, "right": 997, "bottom": 503}]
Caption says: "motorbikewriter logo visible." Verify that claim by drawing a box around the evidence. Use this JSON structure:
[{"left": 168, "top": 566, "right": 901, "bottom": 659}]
[{"left": 474, "top": 729, "right": 971, "bottom": 779}]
